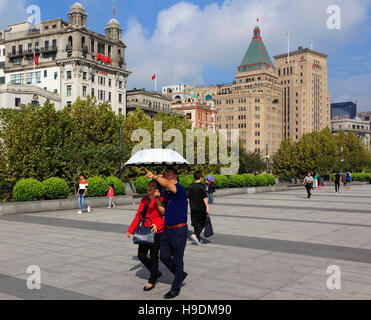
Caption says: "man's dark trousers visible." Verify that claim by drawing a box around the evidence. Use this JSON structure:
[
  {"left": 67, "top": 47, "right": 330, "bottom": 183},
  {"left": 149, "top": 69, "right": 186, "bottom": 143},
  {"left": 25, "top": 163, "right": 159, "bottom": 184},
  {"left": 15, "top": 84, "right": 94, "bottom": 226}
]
[{"left": 160, "top": 225, "right": 187, "bottom": 293}]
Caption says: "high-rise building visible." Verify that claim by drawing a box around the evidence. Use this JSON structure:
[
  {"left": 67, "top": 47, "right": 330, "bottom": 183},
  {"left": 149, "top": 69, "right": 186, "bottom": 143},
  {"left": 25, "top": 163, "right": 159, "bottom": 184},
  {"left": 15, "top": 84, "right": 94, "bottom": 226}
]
[
  {"left": 331, "top": 101, "right": 357, "bottom": 120},
  {"left": 274, "top": 47, "right": 331, "bottom": 141},
  {"left": 0, "top": 2, "right": 130, "bottom": 113}
]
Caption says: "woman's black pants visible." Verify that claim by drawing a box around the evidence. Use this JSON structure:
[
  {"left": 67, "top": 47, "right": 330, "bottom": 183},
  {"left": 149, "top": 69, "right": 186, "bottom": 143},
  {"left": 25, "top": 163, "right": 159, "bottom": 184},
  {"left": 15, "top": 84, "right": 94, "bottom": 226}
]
[{"left": 137, "top": 233, "right": 161, "bottom": 284}]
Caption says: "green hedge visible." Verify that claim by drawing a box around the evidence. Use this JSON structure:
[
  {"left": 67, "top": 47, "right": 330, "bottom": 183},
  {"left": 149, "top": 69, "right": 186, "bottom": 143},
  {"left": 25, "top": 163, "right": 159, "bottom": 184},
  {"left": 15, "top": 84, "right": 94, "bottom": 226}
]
[
  {"left": 229, "top": 175, "right": 245, "bottom": 188},
  {"left": 134, "top": 176, "right": 151, "bottom": 194},
  {"left": 331, "top": 172, "right": 371, "bottom": 182},
  {"left": 13, "top": 178, "right": 44, "bottom": 202},
  {"left": 264, "top": 174, "right": 276, "bottom": 185},
  {"left": 241, "top": 174, "right": 255, "bottom": 187},
  {"left": 105, "top": 176, "right": 125, "bottom": 195},
  {"left": 178, "top": 175, "right": 195, "bottom": 189},
  {"left": 254, "top": 175, "right": 268, "bottom": 186},
  {"left": 86, "top": 177, "right": 109, "bottom": 197},
  {"left": 42, "top": 177, "right": 69, "bottom": 200},
  {"left": 214, "top": 175, "right": 229, "bottom": 189}
]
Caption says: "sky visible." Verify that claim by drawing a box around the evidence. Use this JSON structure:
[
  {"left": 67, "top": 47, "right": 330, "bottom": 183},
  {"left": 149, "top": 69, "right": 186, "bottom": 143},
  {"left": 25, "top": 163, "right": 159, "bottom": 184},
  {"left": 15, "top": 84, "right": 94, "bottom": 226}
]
[{"left": 0, "top": 0, "right": 371, "bottom": 111}]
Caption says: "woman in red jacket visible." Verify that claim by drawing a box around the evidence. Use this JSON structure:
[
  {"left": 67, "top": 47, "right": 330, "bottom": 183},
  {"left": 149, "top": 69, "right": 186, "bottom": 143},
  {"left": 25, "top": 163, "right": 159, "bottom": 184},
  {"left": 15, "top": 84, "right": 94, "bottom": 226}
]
[{"left": 126, "top": 180, "right": 165, "bottom": 291}]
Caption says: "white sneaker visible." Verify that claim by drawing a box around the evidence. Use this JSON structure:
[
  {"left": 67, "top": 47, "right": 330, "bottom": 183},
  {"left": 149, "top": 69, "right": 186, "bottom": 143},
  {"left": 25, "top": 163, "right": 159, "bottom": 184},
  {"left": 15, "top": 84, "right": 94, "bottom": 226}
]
[
  {"left": 87, "top": 206, "right": 91, "bottom": 213},
  {"left": 190, "top": 234, "right": 199, "bottom": 245},
  {"left": 77, "top": 210, "right": 83, "bottom": 215}
]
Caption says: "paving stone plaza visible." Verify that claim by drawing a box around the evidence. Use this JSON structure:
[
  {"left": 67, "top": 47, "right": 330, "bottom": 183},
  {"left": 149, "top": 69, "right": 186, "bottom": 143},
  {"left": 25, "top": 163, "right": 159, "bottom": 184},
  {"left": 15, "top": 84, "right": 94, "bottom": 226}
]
[{"left": 1, "top": 185, "right": 371, "bottom": 300}]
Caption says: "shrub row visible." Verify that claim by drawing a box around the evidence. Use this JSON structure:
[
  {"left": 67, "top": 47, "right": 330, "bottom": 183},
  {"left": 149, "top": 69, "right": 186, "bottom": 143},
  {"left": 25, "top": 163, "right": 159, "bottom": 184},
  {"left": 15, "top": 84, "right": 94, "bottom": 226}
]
[
  {"left": 330, "top": 172, "right": 371, "bottom": 182},
  {"left": 134, "top": 173, "right": 276, "bottom": 194},
  {"left": 13, "top": 176, "right": 125, "bottom": 202}
]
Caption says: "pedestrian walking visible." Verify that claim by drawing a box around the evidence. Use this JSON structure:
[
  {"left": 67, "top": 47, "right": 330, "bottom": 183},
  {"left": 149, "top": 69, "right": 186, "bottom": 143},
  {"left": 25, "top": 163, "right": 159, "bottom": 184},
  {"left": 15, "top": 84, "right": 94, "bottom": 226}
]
[
  {"left": 314, "top": 172, "right": 320, "bottom": 188},
  {"left": 145, "top": 168, "right": 188, "bottom": 299},
  {"left": 205, "top": 175, "right": 216, "bottom": 204},
  {"left": 76, "top": 174, "right": 91, "bottom": 214},
  {"left": 333, "top": 172, "right": 341, "bottom": 193},
  {"left": 106, "top": 184, "right": 116, "bottom": 208},
  {"left": 303, "top": 172, "right": 314, "bottom": 198},
  {"left": 127, "top": 180, "right": 165, "bottom": 291},
  {"left": 345, "top": 171, "right": 352, "bottom": 189},
  {"left": 187, "top": 171, "right": 210, "bottom": 245}
]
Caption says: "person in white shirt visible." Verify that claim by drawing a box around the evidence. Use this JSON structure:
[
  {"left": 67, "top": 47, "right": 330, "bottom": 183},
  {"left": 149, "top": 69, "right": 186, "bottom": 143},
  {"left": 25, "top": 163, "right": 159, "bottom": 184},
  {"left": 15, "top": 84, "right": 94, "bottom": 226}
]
[{"left": 303, "top": 172, "right": 314, "bottom": 199}]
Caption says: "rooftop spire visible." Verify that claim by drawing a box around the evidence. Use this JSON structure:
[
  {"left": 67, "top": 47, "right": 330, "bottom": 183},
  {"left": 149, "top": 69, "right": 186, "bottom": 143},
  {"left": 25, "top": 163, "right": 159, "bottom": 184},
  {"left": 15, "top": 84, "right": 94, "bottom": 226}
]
[{"left": 238, "top": 26, "right": 273, "bottom": 73}]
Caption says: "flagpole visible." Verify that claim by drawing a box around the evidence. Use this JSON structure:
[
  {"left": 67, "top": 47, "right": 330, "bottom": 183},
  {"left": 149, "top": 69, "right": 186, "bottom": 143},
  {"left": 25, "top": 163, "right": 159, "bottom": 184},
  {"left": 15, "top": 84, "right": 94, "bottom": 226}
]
[{"left": 155, "top": 73, "right": 157, "bottom": 92}]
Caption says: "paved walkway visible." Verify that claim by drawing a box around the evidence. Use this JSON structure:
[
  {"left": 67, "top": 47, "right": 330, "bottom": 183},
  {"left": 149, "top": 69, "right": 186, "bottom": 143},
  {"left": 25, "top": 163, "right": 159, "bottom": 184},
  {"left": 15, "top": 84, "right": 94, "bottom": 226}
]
[{"left": 1, "top": 184, "right": 371, "bottom": 300}]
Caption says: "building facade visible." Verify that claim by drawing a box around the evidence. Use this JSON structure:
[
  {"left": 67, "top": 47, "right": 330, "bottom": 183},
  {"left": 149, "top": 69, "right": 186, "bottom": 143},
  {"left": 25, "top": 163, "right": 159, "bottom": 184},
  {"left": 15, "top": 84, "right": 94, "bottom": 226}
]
[
  {"left": 331, "top": 101, "right": 357, "bottom": 120},
  {"left": 274, "top": 47, "right": 331, "bottom": 141},
  {"left": 171, "top": 94, "right": 217, "bottom": 131},
  {"left": 331, "top": 118, "right": 371, "bottom": 151},
  {"left": 0, "top": 2, "right": 130, "bottom": 113},
  {"left": 358, "top": 111, "right": 371, "bottom": 123},
  {"left": 126, "top": 89, "right": 176, "bottom": 118}
]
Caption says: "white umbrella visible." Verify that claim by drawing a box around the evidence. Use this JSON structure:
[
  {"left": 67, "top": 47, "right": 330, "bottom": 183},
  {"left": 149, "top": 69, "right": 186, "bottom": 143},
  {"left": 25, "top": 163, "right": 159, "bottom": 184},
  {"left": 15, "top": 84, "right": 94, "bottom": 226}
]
[{"left": 124, "top": 148, "right": 189, "bottom": 166}]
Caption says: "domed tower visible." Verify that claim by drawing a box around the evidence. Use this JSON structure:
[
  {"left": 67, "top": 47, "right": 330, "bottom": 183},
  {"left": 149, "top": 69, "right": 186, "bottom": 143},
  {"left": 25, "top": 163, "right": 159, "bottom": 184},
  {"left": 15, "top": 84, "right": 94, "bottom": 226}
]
[
  {"left": 105, "top": 18, "right": 122, "bottom": 41},
  {"left": 68, "top": 2, "right": 87, "bottom": 27}
]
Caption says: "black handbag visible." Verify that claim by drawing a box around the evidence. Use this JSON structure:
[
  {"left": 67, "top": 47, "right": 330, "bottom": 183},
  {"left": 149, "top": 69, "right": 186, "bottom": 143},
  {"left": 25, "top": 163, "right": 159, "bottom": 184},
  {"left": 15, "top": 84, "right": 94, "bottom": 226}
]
[
  {"left": 133, "top": 216, "right": 155, "bottom": 245},
  {"left": 204, "top": 215, "right": 214, "bottom": 238}
]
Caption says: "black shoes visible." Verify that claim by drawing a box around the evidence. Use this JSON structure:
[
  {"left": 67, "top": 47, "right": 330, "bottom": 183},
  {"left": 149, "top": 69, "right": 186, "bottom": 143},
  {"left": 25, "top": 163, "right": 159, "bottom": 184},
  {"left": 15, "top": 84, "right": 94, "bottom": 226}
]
[
  {"left": 183, "top": 272, "right": 188, "bottom": 281},
  {"left": 164, "top": 290, "right": 179, "bottom": 299},
  {"left": 143, "top": 271, "right": 162, "bottom": 292}
]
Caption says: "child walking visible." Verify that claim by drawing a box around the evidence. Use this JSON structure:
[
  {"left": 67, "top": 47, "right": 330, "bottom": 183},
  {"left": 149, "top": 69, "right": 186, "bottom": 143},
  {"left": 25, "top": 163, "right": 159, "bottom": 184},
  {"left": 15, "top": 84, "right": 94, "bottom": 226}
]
[{"left": 107, "top": 184, "right": 116, "bottom": 208}]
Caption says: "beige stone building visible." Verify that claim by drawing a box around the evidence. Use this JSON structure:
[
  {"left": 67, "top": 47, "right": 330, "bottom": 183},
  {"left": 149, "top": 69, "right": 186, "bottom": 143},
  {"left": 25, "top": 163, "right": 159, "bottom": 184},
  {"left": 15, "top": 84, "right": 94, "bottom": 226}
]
[
  {"left": 0, "top": 2, "right": 130, "bottom": 113},
  {"left": 126, "top": 89, "right": 177, "bottom": 118},
  {"left": 274, "top": 48, "right": 331, "bottom": 141}
]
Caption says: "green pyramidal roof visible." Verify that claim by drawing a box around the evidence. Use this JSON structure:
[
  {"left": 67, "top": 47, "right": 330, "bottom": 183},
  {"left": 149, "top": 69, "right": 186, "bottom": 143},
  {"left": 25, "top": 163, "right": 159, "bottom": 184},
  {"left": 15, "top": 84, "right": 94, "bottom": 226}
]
[{"left": 238, "top": 26, "right": 274, "bottom": 72}]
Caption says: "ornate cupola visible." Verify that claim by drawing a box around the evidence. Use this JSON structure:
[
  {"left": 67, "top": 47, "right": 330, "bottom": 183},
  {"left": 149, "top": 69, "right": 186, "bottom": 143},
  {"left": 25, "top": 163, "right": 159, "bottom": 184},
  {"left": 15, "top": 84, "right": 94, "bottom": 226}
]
[
  {"left": 68, "top": 2, "right": 87, "bottom": 27},
  {"left": 105, "top": 18, "right": 122, "bottom": 41}
]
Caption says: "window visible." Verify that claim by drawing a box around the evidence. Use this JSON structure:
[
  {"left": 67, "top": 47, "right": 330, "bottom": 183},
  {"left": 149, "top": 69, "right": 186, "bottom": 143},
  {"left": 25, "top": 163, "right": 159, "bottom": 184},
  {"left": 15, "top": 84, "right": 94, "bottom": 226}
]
[
  {"left": 67, "top": 85, "right": 72, "bottom": 96},
  {"left": 10, "top": 74, "right": 24, "bottom": 85},
  {"left": 67, "top": 101, "right": 72, "bottom": 106},
  {"left": 67, "top": 71, "right": 72, "bottom": 79},
  {"left": 82, "top": 86, "right": 87, "bottom": 97},
  {"left": 18, "top": 45, "right": 23, "bottom": 54},
  {"left": 52, "top": 24, "right": 56, "bottom": 29},
  {"left": 28, "top": 43, "right": 32, "bottom": 51},
  {"left": 108, "top": 92, "right": 111, "bottom": 101},
  {"left": 52, "top": 39, "right": 57, "bottom": 49},
  {"left": 15, "top": 98, "right": 21, "bottom": 107},
  {"left": 91, "top": 39, "right": 94, "bottom": 52},
  {"left": 26, "top": 71, "right": 41, "bottom": 84},
  {"left": 35, "top": 42, "right": 39, "bottom": 51},
  {"left": 44, "top": 40, "right": 49, "bottom": 50},
  {"left": 119, "top": 94, "right": 122, "bottom": 103},
  {"left": 91, "top": 88, "right": 95, "bottom": 97},
  {"left": 108, "top": 79, "right": 111, "bottom": 87},
  {"left": 54, "top": 72, "right": 58, "bottom": 79},
  {"left": 54, "top": 89, "right": 57, "bottom": 93},
  {"left": 119, "top": 80, "right": 122, "bottom": 88},
  {"left": 44, "top": 25, "right": 49, "bottom": 30},
  {"left": 83, "top": 72, "right": 87, "bottom": 80},
  {"left": 44, "top": 70, "right": 47, "bottom": 77}
]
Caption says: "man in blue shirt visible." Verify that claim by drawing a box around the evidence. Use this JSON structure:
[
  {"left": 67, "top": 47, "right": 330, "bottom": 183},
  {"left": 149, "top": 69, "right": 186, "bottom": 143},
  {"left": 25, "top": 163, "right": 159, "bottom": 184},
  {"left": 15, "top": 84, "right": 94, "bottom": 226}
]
[{"left": 146, "top": 168, "right": 188, "bottom": 299}]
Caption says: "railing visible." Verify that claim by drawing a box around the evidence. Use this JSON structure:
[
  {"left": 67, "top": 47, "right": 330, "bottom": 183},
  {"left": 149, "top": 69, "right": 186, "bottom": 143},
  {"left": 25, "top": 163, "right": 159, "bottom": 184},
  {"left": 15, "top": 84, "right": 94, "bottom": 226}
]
[{"left": 41, "top": 46, "right": 57, "bottom": 52}]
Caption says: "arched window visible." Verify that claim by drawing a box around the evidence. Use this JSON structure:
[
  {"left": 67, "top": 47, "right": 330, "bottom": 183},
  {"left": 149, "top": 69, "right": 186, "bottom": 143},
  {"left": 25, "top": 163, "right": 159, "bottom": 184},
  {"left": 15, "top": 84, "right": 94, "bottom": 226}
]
[{"left": 68, "top": 36, "right": 73, "bottom": 47}]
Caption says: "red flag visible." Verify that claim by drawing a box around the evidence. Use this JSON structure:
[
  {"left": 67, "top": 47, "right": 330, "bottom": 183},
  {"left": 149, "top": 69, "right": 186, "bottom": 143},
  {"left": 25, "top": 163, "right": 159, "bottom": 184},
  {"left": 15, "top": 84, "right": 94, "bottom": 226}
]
[
  {"left": 113, "top": 5, "right": 115, "bottom": 16},
  {"left": 257, "top": 18, "right": 259, "bottom": 22},
  {"left": 33, "top": 53, "right": 38, "bottom": 66},
  {"left": 152, "top": 74, "right": 156, "bottom": 80}
]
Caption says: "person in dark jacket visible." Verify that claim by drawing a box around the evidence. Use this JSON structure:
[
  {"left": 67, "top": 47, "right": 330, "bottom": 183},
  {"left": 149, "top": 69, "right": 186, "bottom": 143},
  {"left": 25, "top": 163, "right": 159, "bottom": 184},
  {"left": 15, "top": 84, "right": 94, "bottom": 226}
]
[
  {"left": 205, "top": 175, "right": 216, "bottom": 204},
  {"left": 187, "top": 171, "right": 210, "bottom": 244},
  {"left": 127, "top": 180, "right": 165, "bottom": 291}
]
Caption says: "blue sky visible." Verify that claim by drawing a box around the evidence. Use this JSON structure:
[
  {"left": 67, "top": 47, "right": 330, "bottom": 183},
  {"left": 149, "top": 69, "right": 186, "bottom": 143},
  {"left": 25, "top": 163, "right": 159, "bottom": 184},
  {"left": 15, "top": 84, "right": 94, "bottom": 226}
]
[{"left": 1, "top": 0, "right": 371, "bottom": 111}]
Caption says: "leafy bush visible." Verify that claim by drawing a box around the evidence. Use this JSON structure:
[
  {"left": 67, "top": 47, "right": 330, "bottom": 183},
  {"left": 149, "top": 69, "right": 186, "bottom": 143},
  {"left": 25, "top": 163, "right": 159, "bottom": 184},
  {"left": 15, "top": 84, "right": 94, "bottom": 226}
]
[
  {"left": 42, "top": 177, "right": 69, "bottom": 200},
  {"left": 86, "top": 177, "right": 109, "bottom": 197},
  {"left": 134, "top": 176, "right": 151, "bottom": 194},
  {"left": 365, "top": 173, "right": 371, "bottom": 182},
  {"left": 214, "top": 175, "right": 229, "bottom": 189},
  {"left": 352, "top": 173, "right": 366, "bottom": 181},
  {"left": 13, "top": 178, "right": 44, "bottom": 202},
  {"left": 228, "top": 175, "right": 245, "bottom": 188},
  {"left": 105, "top": 176, "right": 125, "bottom": 195},
  {"left": 178, "top": 175, "right": 194, "bottom": 189},
  {"left": 264, "top": 174, "right": 276, "bottom": 185},
  {"left": 241, "top": 174, "right": 255, "bottom": 187},
  {"left": 254, "top": 175, "right": 268, "bottom": 186}
]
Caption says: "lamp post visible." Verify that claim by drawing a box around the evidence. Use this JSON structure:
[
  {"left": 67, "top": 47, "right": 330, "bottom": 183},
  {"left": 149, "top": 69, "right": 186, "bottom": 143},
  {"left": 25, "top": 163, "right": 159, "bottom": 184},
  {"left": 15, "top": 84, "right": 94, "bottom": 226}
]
[
  {"left": 266, "top": 144, "right": 270, "bottom": 173},
  {"left": 340, "top": 146, "right": 344, "bottom": 173}
]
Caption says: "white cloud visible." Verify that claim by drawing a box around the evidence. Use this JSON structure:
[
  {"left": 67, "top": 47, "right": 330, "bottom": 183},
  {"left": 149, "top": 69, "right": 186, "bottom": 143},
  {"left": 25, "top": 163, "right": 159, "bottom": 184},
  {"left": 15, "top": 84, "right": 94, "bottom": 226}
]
[
  {"left": 123, "top": 0, "right": 370, "bottom": 102},
  {"left": 0, "top": 0, "right": 28, "bottom": 29}
]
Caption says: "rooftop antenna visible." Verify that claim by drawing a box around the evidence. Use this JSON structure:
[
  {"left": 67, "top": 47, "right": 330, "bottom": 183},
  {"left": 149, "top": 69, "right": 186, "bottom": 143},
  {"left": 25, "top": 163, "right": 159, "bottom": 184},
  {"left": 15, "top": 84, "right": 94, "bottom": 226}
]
[
  {"left": 286, "top": 30, "right": 290, "bottom": 63},
  {"left": 310, "top": 39, "right": 313, "bottom": 50}
]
